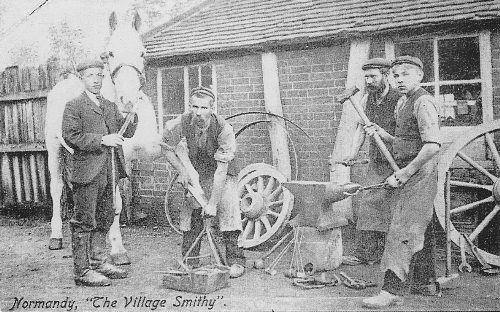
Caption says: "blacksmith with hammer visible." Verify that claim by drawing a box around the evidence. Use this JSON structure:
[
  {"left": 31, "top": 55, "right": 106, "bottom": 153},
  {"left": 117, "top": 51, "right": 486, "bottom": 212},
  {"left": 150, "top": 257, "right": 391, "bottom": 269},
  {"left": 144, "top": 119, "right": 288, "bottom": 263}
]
[
  {"left": 62, "top": 58, "right": 137, "bottom": 286},
  {"left": 162, "top": 87, "right": 245, "bottom": 278},
  {"left": 361, "top": 56, "right": 441, "bottom": 308},
  {"left": 343, "top": 58, "right": 401, "bottom": 265}
]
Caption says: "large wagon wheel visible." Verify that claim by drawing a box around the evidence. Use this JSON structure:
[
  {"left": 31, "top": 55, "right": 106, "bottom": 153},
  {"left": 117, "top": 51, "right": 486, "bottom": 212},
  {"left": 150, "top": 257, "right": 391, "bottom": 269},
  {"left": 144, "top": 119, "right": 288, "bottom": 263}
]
[
  {"left": 435, "top": 120, "right": 500, "bottom": 267},
  {"left": 237, "top": 163, "right": 294, "bottom": 249}
]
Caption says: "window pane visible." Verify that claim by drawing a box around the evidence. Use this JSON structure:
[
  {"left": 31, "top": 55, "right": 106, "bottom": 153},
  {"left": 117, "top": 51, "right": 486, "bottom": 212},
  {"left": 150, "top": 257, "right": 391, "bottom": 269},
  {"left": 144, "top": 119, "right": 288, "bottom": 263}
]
[
  {"left": 395, "top": 40, "right": 434, "bottom": 83},
  {"left": 422, "top": 85, "right": 434, "bottom": 94},
  {"left": 162, "top": 67, "right": 185, "bottom": 115},
  {"left": 201, "top": 64, "right": 213, "bottom": 89},
  {"left": 438, "top": 37, "right": 480, "bottom": 81},
  {"left": 438, "top": 83, "right": 482, "bottom": 127},
  {"left": 188, "top": 66, "right": 199, "bottom": 89}
]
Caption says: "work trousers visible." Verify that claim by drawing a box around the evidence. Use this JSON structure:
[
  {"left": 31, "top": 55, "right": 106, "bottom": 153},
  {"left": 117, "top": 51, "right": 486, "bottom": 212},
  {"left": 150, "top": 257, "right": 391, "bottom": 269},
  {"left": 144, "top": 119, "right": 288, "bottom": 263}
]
[
  {"left": 181, "top": 208, "right": 245, "bottom": 267},
  {"left": 381, "top": 219, "right": 437, "bottom": 295},
  {"left": 355, "top": 230, "right": 386, "bottom": 264},
  {"left": 70, "top": 164, "right": 114, "bottom": 276}
]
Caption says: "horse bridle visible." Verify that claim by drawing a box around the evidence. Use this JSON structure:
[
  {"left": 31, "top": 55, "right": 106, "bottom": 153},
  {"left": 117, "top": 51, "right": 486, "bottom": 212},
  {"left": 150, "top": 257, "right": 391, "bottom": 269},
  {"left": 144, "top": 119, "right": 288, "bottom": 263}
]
[
  {"left": 110, "top": 63, "right": 146, "bottom": 90},
  {"left": 100, "top": 52, "right": 146, "bottom": 89}
]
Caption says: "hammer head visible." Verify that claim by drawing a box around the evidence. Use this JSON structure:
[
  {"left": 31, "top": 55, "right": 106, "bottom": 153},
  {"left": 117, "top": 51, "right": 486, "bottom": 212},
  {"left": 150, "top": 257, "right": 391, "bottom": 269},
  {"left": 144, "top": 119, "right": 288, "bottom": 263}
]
[{"left": 335, "top": 86, "right": 360, "bottom": 104}]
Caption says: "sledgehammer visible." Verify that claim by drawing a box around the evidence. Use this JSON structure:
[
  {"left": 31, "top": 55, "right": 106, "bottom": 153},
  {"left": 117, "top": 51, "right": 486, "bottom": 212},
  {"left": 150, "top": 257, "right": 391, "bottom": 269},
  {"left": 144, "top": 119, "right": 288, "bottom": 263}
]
[{"left": 335, "top": 86, "right": 400, "bottom": 171}]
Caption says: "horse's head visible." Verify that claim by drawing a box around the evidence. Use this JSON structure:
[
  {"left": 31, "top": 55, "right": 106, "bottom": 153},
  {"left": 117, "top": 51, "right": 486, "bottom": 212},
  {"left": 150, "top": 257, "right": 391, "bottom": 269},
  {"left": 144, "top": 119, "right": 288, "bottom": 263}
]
[
  {"left": 101, "top": 9, "right": 161, "bottom": 159},
  {"left": 102, "top": 9, "right": 146, "bottom": 113}
]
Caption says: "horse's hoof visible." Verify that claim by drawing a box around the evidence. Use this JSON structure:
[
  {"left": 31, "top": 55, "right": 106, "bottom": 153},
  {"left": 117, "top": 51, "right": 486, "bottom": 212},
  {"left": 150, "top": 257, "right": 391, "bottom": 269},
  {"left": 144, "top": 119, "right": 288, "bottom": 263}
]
[
  {"left": 110, "top": 252, "right": 131, "bottom": 266},
  {"left": 49, "top": 238, "right": 63, "bottom": 250}
]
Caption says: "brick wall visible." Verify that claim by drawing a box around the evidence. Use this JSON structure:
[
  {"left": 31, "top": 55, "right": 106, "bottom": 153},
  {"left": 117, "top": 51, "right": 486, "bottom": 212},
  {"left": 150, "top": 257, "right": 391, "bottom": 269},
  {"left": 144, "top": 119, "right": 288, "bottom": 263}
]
[
  {"left": 214, "top": 54, "right": 272, "bottom": 169},
  {"left": 276, "top": 44, "right": 350, "bottom": 181},
  {"left": 133, "top": 28, "right": 500, "bottom": 223}
]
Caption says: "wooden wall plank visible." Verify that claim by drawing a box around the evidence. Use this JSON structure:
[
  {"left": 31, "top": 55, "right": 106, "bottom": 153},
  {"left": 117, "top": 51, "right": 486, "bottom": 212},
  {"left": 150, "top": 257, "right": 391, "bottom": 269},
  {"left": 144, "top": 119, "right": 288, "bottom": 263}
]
[
  {"left": 36, "top": 153, "right": 48, "bottom": 200},
  {"left": 10, "top": 103, "right": 20, "bottom": 144},
  {"left": 5, "top": 105, "right": 13, "bottom": 144},
  {"left": 12, "top": 155, "right": 22, "bottom": 202},
  {"left": 26, "top": 100, "right": 35, "bottom": 143},
  {"left": 1, "top": 154, "right": 14, "bottom": 204},
  {"left": 29, "top": 154, "right": 40, "bottom": 202},
  {"left": 21, "top": 154, "right": 32, "bottom": 202}
]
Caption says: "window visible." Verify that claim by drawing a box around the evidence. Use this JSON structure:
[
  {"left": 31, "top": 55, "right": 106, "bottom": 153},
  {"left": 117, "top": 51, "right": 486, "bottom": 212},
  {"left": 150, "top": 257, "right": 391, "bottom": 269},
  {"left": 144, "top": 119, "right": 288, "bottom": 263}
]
[
  {"left": 156, "top": 64, "right": 215, "bottom": 132},
  {"left": 394, "top": 32, "right": 492, "bottom": 132}
]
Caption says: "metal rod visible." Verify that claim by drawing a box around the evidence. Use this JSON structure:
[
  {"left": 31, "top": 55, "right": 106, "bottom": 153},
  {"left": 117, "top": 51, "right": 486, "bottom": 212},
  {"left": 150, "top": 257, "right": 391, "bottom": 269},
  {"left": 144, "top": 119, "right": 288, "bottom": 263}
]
[
  {"left": 111, "top": 148, "right": 117, "bottom": 213},
  {"left": 445, "top": 170, "right": 451, "bottom": 277}
]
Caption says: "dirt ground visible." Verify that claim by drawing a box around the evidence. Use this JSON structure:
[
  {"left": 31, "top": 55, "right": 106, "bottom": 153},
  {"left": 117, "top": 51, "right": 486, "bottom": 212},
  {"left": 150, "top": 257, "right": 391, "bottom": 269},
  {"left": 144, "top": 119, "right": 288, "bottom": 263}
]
[{"left": 1, "top": 214, "right": 499, "bottom": 312}]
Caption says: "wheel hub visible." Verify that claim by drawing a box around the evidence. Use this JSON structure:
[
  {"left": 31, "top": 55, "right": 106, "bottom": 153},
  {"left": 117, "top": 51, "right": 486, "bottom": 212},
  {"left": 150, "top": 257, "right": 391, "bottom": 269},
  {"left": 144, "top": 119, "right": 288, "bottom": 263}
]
[
  {"left": 492, "top": 179, "right": 500, "bottom": 203},
  {"left": 240, "top": 192, "right": 266, "bottom": 219}
]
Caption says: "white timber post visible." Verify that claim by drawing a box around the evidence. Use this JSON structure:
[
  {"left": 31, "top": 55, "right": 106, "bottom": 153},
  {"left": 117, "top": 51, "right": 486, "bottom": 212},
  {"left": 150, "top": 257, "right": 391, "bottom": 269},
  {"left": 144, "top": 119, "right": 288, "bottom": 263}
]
[
  {"left": 327, "top": 38, "right": 371, "bottom": 225},
  {"left": 261, "top": 52, "right": 292, "bottom": 179}
]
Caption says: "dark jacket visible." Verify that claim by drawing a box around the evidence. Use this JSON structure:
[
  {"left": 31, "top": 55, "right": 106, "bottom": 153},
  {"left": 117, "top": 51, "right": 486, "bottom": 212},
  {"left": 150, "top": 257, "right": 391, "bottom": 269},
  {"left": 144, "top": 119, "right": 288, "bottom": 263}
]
[{"left": 62, "top": 92, "right": 136, "bottom": 184}]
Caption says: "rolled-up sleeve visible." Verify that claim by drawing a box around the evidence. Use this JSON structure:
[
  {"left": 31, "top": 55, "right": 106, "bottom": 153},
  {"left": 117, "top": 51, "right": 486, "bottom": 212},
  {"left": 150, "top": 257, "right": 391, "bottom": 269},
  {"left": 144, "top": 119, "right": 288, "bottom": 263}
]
[
  {"left": 414, "top": 95, "right": 441, "bottom": 145},
  {"left": 214, "top": 123, "right": 236, "bottom": 163},
  {"left": 162, "top": 115, "right": 182, "bottom": 148}
]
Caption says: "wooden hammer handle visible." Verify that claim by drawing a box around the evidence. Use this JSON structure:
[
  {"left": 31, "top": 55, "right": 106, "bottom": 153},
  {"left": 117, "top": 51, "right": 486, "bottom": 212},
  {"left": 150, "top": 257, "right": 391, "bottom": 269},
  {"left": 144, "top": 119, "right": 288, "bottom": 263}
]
[{"left": 348, "top": 97, "right": 400, "bottom": 171}]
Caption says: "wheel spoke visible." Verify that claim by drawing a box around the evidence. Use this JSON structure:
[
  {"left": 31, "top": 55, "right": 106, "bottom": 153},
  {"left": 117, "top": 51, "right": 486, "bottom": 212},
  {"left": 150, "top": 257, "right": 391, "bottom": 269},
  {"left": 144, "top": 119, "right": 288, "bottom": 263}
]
[
  {"left": 257, "top": 176, "right": 264, "bottom": 193},
  {"left": 469, "top": 204, "right": 500, "bottom": 241},
  {"left": 267, "top": 210, "right": 280, "bottom": 217},
  {"left": 263, "top": 176, "right": 275, "bottom": 196},
  {"left": 253, "top": 220, "right": 262, "bottom": 239},
  {"left": 269, "top": 185, "right": 282, "bottom": 200},
  {"left": 260, "top": 215, "right": 272, "bottom": 231},
  {"left": 268, "top": 199, "right": 284, "bottom": 207},
  {"left": 242, "top": 220, "right": 254, "bottom": 239},
  {"left": 450, "top": 180, "right": 493, "bottom": 191},
  {"left": 245, "top": 183, "right": 255, "bottom": 194},
  {"left": 450, "top": 196, "right": 494, "bottom": 215},
  {"left": 457, "top": 151, "right": 498, "bottom": 182},
  {"left": 485, "top": 133, "right": 500, "bottom": 170}
]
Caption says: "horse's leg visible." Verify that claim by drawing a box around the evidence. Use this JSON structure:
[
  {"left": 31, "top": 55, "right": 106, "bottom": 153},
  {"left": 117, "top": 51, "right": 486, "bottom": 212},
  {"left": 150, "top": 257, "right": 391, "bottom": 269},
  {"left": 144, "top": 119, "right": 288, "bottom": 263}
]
[
  {"left": 47, "top": 142, "right": 63, "bottom": 250},
  {"left": 108, "top": 185, "right": 131, "bottom": 265}
]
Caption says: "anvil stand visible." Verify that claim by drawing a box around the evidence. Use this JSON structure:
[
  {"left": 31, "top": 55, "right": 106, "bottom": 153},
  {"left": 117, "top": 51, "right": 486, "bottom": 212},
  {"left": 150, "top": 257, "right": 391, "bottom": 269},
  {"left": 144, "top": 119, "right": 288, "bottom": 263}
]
[
  {"left": 181, "top": 215, "right": 227, "bottom": 267},
  {"left": 263, "top": 181, "right": 389, "bottom": 276}
]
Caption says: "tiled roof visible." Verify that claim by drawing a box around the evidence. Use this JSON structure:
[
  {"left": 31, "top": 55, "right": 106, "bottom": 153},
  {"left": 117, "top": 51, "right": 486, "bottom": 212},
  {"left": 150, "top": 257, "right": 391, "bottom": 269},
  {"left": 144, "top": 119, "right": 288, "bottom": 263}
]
[{"left": 144, "top": 0, "right": 500, "bottom": 59}]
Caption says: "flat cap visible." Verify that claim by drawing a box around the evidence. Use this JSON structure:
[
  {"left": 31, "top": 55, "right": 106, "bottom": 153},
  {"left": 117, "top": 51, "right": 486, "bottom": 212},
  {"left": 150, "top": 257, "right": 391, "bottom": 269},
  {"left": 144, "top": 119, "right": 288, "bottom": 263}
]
[
  {"left": 190, "top": 86, "right": 215, "bottom": 100},
  {"left": 391, "top": 55, "right": 423, "bottom": 69},
  {"left": 361, "top": 58, "right": 392, "bottom": 70},
  {"left": 76, "top": 58, "right": 104, "bottom": 72}
]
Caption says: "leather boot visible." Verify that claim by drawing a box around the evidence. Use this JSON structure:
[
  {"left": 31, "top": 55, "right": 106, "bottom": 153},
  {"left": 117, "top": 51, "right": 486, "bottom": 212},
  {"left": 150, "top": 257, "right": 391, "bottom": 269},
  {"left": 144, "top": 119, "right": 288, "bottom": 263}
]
[
  {"left": 71, "top": 230, "right": 110, "bottom": 287},
  {"left": 90, "top": 231, "right": 128, "bottom": 279},
  {"left": 223, "top": 230, "right": 245, "bottom": 266},
  {"left": 90, "top": 230, "right": 108, "bottom": 263}
]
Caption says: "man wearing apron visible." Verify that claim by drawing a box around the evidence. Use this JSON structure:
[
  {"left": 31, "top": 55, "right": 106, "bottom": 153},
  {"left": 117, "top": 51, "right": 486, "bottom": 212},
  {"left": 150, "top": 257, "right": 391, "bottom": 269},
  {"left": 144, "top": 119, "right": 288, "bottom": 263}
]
[
  {"left": 345, "top": 58, "right": 401, "bottom": 265},
  {"left": 361, "top": 56, "right": 441, "bottom": 308},
  {"left": 162, "top": 87, "right": 245, "bottom": 278}
]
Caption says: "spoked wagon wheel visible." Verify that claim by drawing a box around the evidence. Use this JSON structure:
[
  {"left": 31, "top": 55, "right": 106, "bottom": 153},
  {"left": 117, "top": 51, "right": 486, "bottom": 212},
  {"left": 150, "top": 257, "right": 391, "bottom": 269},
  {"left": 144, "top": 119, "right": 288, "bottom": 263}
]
[
  {"left": 237, "top": 163, "right": 294, "bottom": 249},
  {"left": 435, "top": 120, "right": 500, "bottom": 267}
]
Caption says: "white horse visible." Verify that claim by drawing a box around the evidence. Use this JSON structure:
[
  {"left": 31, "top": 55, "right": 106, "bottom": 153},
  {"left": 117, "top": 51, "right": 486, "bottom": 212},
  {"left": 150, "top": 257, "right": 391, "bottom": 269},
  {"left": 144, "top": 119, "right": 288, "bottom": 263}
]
[{"left": 46, "top": 9, "right": 161, "bottom": 265}]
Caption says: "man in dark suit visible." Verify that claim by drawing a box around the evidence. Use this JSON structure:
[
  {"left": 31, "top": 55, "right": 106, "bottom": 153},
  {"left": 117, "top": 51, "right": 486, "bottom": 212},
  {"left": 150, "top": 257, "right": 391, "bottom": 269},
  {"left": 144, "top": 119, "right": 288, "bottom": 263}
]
[{"left": 62, "top": 58, "right": 136, "bottom": 286}]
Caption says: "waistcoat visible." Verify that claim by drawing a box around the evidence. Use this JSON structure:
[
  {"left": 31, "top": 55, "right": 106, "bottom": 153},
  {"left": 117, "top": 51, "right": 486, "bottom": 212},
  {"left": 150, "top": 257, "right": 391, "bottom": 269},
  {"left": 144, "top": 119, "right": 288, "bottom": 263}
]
[
  {"left": 365, "top": 87, "right": 400, "bottom": 163},
  {"left": 181, "top": 113, "right": 238, "bottom": 180},
  {"left": 393, "top": 87, "right": 430, "bottom": 166}
]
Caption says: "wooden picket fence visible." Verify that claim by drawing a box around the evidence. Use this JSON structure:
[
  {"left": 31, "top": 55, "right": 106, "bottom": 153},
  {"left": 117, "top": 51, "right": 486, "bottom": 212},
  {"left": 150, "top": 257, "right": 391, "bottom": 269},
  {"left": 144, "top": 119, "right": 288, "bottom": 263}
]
[{"left": 0, "top": 62, "right": 63, "bottom": 209}]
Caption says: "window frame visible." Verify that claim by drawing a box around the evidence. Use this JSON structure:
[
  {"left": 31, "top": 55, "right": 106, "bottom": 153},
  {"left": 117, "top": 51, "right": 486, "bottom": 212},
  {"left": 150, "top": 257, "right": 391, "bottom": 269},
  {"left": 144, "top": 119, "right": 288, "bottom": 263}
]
[
  {"left": 155, "top": 63, "right": 217, "bottom": 135},
  {"left": 385, "top": 30, "right": 493, "bottom": 142}
]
